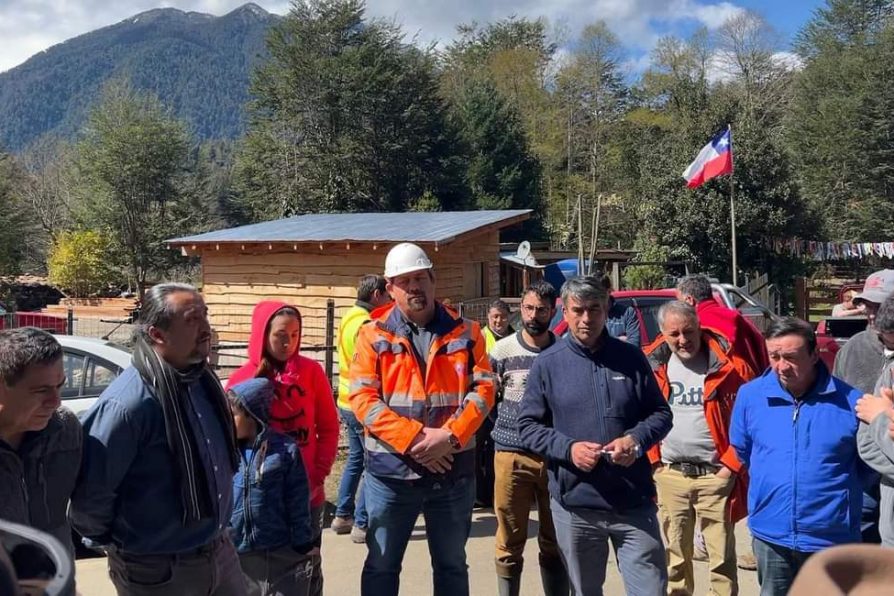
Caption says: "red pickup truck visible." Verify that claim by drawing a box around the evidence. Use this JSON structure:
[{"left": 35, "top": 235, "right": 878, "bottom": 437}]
[{"left": 0, "top": 302, "right": 68, "bottom": 333}]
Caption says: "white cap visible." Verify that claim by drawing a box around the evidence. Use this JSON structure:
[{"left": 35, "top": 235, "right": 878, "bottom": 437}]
[{"left": 384, "top": 242, "right": 433, "bottom": 279}]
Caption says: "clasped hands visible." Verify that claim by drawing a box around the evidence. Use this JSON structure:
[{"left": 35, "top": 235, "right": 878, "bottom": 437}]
[
  {"left": 408, "top": 427, "right": 455, "bottom": 474},
  {"left": 571, "top": 435, "right": 639, "bottom": 471}
]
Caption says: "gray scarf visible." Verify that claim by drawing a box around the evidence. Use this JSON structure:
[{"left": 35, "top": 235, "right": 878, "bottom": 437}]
[{"left": 132, "top": 336, "right": 238, "bottom": 525}]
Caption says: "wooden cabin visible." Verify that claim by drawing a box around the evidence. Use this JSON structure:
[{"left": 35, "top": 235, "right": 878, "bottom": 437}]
[{"left": 166, "top": 210, "right": 531, "bottom": 353}]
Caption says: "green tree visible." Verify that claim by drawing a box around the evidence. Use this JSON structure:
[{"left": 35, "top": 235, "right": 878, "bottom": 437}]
[
  {"left": 74, "top": 80, "right": 193, "bottom": 291},
  {"left": 450, "top": 79, "right": 540, "bottom": 211},
  {"left": 0, "top": 150, "right": 31, "bottom": 275},
  {"left": 47, "top": 230, "right": 119, "bottom": 296},
  {"left": 787, "top": 0, "right": 894, "bottom": 240},
  {"left": 234, "top": 0, "right": 467, "bottom": 219}
]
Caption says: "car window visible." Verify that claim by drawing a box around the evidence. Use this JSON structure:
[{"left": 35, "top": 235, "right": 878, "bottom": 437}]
[
  {"left": 62, "top": 352, "right": 86, "bottom": 399},
  {"left": 85, "top": 358, "right": 119, "bottom": 396}
]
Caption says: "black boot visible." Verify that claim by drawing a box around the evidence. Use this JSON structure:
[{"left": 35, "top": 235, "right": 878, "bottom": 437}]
[
  {"left": 497, "top": 573, "right": 521, "bottom": 596},
  {"left": 540, "top": 563, "right": 571, "bottom": 596}
]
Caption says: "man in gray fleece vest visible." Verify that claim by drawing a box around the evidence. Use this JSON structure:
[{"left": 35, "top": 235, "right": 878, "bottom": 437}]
[
  {"left": 835, "top": 269, "right": 894, "bottom": 544},
  {"left": 856, "top": 294, "right": 894, "bottom": 546}
]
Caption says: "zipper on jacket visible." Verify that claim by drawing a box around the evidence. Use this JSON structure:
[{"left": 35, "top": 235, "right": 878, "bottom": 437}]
[
  {"left": 20, "top": 477, "right": 29, "bottom": 521},
  {"left": 39, "top": 461, "right": 49, "bottom": 523},
  {"left": 593, "top": 360, "right": 608, "bottom": 452},
  {"left": 791, "top": 399, "right": 802, "bottom": 550},
  {"left": 243, "top": 449, "right": 255, "bottom": 548}
]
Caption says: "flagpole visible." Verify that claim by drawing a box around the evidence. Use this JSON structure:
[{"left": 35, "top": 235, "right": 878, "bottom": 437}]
[{"left": 728, "top": 123, "right": 738, "bottom": 287}]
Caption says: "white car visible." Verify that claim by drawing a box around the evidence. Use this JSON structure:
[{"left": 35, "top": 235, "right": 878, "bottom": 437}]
[{"left": 56, "top": 335, "right": 132, "bottom": 417}]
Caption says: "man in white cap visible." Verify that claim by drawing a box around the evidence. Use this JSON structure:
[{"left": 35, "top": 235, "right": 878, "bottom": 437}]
[
  {"left": 834, "top": 269, "right": 894, "bottom": 544},
  {"left": 349, "top": 242, "right": 496, "bottom": 596}
]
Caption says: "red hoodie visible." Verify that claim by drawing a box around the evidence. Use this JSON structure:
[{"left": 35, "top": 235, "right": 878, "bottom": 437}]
[
  {"left": 225, "top": 301, "right": 339, "bottom": 507},
  {"left": 696, "top": 299, "right": 769, "bottom": 374}
]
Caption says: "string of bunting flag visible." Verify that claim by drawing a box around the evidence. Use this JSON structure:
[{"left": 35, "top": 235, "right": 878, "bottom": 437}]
[{"left": 766, "top": 238, "right": 894, "bottom": 260}]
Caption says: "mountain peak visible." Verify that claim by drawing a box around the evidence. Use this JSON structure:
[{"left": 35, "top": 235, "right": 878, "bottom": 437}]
[
  {"left": 234, "top": 3, "right": 270, "bottom": 18},
  {"left": 126, "top": 7, "right": 213, "bottom": 26},
  {"left": 0, "top": 2, "right": 277, "bottom": 151}
]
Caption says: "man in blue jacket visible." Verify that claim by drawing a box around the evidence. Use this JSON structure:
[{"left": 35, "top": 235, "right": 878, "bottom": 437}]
[
  {"left": 518, "top": 276, "right": 672, "bottom": 596},
  {"left": 71, "top": 283, "right": 245, "bottom": 596},
  {"left": 730, "top": 317, "right": 865, "bottom": 596}
]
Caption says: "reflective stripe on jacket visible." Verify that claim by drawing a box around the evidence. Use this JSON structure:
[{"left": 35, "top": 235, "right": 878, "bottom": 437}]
[
  {"left": 349, "top": 302, "right": 496, "bottom": 480},
  {"left": 337, "top": 304, "right": 372, "bottom": 409},
  {"left": 645, "top": 329, "right": 754, "bottom": 523}
]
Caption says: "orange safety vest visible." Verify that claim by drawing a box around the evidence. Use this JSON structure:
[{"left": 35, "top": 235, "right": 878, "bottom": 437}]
[
  {"left": 645, "top": 330, "right": 755, "bottom": 523},
  {"left": 349, "top": 302, "right": 496, "bottom": 480}
]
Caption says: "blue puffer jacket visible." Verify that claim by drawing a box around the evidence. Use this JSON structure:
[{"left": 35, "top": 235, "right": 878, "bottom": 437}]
[
  {"left": 227, "top": 378, "right": 314, "bottom": 554},
  {"left": 730, "top": 364, "right": 866, "bottom": 552}
]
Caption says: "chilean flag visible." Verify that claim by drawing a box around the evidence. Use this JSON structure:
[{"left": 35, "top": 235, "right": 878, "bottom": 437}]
[{"left": 682, "top": 129, "right": 733, "bottom": 188}]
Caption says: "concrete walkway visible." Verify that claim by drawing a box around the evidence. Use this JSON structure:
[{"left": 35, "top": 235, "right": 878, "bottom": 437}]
[{"left": 75, "top": 510, "right": 760, "bottom": 595}]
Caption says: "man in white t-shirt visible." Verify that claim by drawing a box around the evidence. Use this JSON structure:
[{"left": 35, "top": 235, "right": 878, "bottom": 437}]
[{"left": 645, "top": 301, "right": 756, "bottom": 596}]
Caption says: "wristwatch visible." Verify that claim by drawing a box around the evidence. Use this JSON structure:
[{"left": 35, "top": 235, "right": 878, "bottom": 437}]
[{"left": 448, "top": 433, "right": 461, "bottom": 451}]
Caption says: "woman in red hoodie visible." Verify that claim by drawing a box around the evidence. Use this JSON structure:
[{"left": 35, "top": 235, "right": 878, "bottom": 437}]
[{"left": 226, "top": 301, "right": 339, "bottom": 596}]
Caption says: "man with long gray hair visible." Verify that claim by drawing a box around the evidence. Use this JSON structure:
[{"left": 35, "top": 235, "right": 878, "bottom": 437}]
[
  {"left": 71, "top": 283, "right": 246, "bottom": 595},
  {"left": 519, "top": 276, "right": 672, "bottom": 595}
]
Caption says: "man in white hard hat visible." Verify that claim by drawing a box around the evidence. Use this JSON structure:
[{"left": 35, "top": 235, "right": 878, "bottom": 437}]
[{"left": 349, "top": 242, "right": 496, "bottom": 596}]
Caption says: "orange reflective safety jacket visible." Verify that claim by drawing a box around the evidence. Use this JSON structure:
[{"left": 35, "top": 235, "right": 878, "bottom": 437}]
[
  {"left": 645, "top": 330, "right": 756, "bottom": 523},
  {"left": 348, "top": 302, "right": 496, "bottom": 480}
]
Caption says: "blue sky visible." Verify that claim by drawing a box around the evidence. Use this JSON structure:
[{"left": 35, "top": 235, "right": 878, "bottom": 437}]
[{"left": 0, "top": 0, "right": 829, "bottom": 74}]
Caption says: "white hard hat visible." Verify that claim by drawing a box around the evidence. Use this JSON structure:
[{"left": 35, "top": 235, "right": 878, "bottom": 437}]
[{"left": 384, "top": 242, "right": 433, "bottom": 278}]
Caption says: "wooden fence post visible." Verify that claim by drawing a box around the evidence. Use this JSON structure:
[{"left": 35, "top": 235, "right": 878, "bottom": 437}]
[
  {"left": 325, "top": 299, "right": 335, "bottom": 394},
  {"left": 794, "top": 277, "right": 807, "bottom": 321}
]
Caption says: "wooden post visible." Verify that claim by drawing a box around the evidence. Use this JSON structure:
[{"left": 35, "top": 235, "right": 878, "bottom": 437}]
[
  {"left": 325, "top": 299, "right": 335, "bottom": 396},
  {"left": 794, "top": 277, "right": 807, "bottom": 321}
]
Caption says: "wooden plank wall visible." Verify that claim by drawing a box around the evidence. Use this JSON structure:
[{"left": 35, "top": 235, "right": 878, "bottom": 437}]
[{"left": 199, "top": 230, "right": 501, "bottom": 346}]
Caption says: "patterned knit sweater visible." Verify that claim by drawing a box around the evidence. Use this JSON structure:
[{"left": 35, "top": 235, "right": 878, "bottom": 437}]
[{"left": 490, "top": 331, "right": 554, "bottom": 452}]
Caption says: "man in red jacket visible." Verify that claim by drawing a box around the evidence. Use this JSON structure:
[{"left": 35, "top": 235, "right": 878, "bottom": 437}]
[
  {"left": 646, "top": 301, "right": 755, "bottom": 596},
  {"left": 676, "top": 274, "right": 768, "bottom": 571},
  {"left": 676, "top": 275, "right": 769, "bottom": 375}
]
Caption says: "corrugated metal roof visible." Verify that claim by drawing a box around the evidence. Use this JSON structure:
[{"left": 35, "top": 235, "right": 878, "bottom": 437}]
[{"left": 167, "top": 210, "right": 532, "bottom": 245}]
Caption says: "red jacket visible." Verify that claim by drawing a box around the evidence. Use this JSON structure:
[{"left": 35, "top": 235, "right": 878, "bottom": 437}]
[
  {"left": 226, "top": 301, "right": 339, "bottom": 507},
  {"left": 645, "top": 330, "right": 755, "bottom": 523},
  {"left": 697, "top": 300, "right": 769, "bottom": 374}
]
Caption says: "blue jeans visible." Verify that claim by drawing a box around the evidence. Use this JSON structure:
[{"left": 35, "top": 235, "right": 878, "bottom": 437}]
[
  {"left": 361, "top": 473, "right": 475, "bottom": 596},
  {"left": 550, "top": 500, "right": 667, "bottom": 596},
  {"left": 334, "top": 408, "right": 367, "bottom": 528},
  {"left": 752, "top": 537, "right": 814, "bottom": 596}
]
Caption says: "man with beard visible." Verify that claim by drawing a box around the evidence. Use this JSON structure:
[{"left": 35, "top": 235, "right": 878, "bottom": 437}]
[
  {"left": 834, "top": 269, "right": 894, "bottom": 544},
  {"left": 519, "top": 276, "right": 672, "bottom": 595},
  {"left": 71, "top": 283, "right": 245, "bottom": 596},
  {"left": 349, "top": 242, "right": 495, "bottom": 596},
  {"left": 646, "top": 301, "right": 753, "bottom": 596},
  {"left": 490, "top": 281, "right": 569, "bottom": 596}
]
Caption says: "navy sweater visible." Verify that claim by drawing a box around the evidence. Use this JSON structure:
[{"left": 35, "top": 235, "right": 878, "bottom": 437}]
[{"left": 518, "top": 333, "right": 672, "bottom": 512}]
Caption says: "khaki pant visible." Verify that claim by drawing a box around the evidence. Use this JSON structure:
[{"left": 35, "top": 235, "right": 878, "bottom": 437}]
[
  {"left": 493, "top": 450, "right": 562, "bottom": 577},
  {"left": 654, "top": 465, "right": 738, "bottom": 596}
]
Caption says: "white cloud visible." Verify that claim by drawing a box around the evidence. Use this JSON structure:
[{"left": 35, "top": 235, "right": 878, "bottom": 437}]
[{"left": 0, "top": 0, "right": 751, "bottom": 74}]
